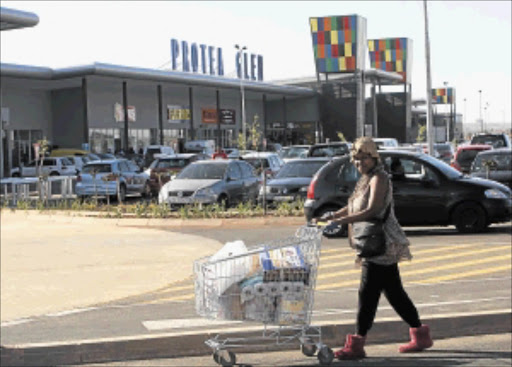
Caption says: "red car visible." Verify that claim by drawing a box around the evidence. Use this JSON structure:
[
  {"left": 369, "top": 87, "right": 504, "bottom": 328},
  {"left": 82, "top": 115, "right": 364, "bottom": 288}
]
[
  {"left": 145, "top": 153, "right": 208, "bottom": 196},
  {"left": 451, "top": 144, "right": 492, "bottom": 173}
]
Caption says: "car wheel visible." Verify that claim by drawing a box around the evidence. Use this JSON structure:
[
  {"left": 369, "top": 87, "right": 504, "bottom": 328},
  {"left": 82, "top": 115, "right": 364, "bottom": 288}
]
[
  {"left": 317, "top": 206, "right": 347, "bottom": 238},
  {"left": 452, "top": 202, "right": 488, "bottom": 233},
  {"left": 12, "top": 172, "right": 20, "bottom": 178},
  {"left": 50, "top": 172, "right": 60, "bottom": 176},
  {"left": 217, "top": 194, "right": 229, "bottom": 209},
  {"left": 117, "top": 184, "right": 127, "bottom": 203}
]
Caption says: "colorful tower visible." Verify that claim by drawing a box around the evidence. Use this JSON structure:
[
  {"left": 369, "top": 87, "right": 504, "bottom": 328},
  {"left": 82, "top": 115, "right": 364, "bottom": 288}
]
[{"left": 368, "top": 38, "right": 413, "bottom": 83}]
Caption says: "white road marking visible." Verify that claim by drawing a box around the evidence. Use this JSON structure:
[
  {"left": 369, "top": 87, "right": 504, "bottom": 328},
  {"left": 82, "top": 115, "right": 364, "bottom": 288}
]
[{"left": 142, "top": 318, "right": 242, "bottom": 331}]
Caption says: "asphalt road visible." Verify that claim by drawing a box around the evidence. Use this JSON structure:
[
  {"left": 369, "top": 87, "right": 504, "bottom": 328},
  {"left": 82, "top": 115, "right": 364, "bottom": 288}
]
[{"left": 2, "top": 223, "right": 510, "bottom": 347}]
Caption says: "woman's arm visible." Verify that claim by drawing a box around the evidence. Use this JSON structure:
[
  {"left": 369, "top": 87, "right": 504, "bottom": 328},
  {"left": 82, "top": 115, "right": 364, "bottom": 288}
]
[{"left": 333, "top": 172, "right": 388, "bottom": 225}]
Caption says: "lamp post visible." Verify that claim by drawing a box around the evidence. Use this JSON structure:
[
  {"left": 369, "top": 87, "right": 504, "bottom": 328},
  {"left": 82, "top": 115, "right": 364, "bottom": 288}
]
[
  {"left": 235, "top": 44, "right": 247, "bottom": 149},
  {"left": 478, "top": 90, "right": 483, "bottom": 132},
  {"left": 444, "top": 81, "right": 450, "bottom": 142}
]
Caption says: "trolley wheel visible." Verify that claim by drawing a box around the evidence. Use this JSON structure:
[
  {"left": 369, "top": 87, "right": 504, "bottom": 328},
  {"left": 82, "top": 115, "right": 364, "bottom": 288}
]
[
  {"left": 213, "top": 350, "right": 236, "bottom": 367},
  {"left": 301, "top": 343, "right": 317, "bottom": 357},
  {"left": 317, "top": 346, "right": 334, "bottom": 365}
]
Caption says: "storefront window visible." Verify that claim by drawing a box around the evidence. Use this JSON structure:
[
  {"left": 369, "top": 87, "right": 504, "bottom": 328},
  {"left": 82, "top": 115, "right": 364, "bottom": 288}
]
[{"left": 10, "top": 129, "right": 43, "bottom": 168}]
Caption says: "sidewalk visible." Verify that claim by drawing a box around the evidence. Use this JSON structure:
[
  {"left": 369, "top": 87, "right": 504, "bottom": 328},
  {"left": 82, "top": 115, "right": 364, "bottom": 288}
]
[{"left": 74, "top": 333, "right": 512, "bottom": 367}]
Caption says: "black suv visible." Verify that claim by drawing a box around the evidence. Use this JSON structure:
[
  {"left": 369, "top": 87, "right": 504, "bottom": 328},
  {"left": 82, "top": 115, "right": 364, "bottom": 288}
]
[{"left": 304, "top": 150, "right": 511, "bottom": 236}]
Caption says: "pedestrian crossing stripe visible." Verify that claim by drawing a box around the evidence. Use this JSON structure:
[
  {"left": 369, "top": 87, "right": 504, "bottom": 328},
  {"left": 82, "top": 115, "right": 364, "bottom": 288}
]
[
  {"left": 412, "top": 264, "right": 512, "bottom": 284},
  {"left": 319, "top": 242, "right": 483, "bottom": 270},
  {"left": 318, "top": 245, "right": 510, "bottom": 280},
  {"left": 316, "top": 253, "right": 511, "bottom": 290}
]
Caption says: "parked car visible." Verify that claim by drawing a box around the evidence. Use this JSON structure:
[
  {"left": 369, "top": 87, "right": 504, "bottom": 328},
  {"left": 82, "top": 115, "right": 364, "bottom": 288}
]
[
  {"left": 304, "top": 150, "right": 511, "bottom": 236},
  {"left": 307, "top": 142, "right": 350, "bottom": 158},
  {"left": 470, "top": 148, "right": 512, "bottom": 189},
  {"left": 373, "top": 138, "right": 399, "bottom": 148},
  {"left": 279, "top": 145, "right": 311, "bottom": 162},
  {"left": 75, "top": 159, "right": 150, "bottom": 201},
  {"left": 451, "top": 144, "right": 492, "bottom": 173},
  {"left": 241, "top": 152, "right": 284, "bottom": 179},
  {"left": 158, "top": 159, "right": 260, "bottom": 207},
  {"left": 414, "top": 143, "right": 454, "bottom": 163},
  {"left": 143, "top": 145, "right": 175, "bottom": 167},
  {"left": 11, "top": 157, "right": 76, "bottom": 177},
  {"left": 146, "top": 153, "right": 208, "bottom": 196},
  {"left": 65, "top": 155, "right": 91, "bottom": 172},
  {"left": 259, "top": 158, "right": 330, "bottom": 206},
  {"left": 470, "top": 133, "right": 511, "bottom": 149},
  {"left": 223, "top": 148, "right": 241, "bottom": 159}
]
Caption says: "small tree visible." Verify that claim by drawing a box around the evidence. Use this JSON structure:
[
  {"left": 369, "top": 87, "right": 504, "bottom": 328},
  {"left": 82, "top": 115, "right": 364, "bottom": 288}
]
[
  {"left": 36, "top": 138, "right": 50, "bottom": 205},
  {"left": 416, "top": 124, "right": 427, "bottom": 143},
  {"left": 336, "top": 132, "right": 347, "bottom": 142},
  {"left": 249, "top": 114, "right": 262, "bottom": 150}
]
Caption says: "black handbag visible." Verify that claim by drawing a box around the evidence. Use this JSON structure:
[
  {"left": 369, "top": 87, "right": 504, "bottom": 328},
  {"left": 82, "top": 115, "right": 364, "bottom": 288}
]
[{"left": 352, "top": 205, "right": 391, "bottom": 258}]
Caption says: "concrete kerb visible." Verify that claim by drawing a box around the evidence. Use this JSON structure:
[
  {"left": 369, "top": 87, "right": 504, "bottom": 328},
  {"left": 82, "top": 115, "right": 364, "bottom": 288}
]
[
  {"left": 1, "top": 311, "right": 510, "bottom": 366},
  {"left": 0, "top": 209, "right": 306, "bottom": 229}
]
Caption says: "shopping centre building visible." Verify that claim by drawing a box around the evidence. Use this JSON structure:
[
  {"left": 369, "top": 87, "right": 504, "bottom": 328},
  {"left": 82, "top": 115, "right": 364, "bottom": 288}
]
[{"left": 1, "top": 7, "right": 461, "bottom": 179}]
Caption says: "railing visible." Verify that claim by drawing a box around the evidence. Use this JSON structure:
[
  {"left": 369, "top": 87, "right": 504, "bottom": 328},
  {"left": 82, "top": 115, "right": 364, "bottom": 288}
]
[{"left": 0, "top": 176, "right": 77, "bottom": 207}]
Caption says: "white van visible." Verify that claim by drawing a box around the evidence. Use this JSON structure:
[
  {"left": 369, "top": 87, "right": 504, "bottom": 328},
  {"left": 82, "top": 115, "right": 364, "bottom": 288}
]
[{"left": 184, "top": 140, "right": 215, "bottom": 156}]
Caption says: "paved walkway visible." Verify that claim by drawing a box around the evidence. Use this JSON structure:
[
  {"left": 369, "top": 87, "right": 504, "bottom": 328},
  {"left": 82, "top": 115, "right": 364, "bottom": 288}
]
[{"left": 0, "top": 210, "right": 228, "bottom": 322}]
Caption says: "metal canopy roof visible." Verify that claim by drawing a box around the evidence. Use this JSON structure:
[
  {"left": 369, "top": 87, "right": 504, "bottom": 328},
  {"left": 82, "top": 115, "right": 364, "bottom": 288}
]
[
  {"left": 0, "top": 7, "right": 39, "bottom": 31},
  {"left": 0, "top": 62, "right": 317, "bottom": 98}
]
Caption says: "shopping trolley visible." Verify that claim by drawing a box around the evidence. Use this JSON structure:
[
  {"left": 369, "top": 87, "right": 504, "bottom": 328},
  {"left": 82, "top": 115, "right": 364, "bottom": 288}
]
[{"left": 194, "top": 224, "right": 334, "bottom": 366}]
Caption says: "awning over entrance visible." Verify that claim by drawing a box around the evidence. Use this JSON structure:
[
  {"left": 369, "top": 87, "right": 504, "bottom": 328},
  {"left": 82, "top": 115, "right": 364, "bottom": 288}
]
[{"left": 0, "top": 7, "right": 39, "bottom": 31}]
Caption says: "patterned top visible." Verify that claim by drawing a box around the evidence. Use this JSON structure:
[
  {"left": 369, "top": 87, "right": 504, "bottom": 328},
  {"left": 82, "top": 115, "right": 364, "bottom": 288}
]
[{"left": 347, "top": 163, "right": 412, "bottom": 265}]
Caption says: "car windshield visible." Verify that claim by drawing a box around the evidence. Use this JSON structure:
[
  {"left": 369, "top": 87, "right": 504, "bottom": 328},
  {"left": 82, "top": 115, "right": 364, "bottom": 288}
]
[
  {"left": 82, "top": 163, "right": 112, "bottom": 174},
  {"left": 155, "top": 159, "right": 191, "bottom": 169},
  {"left": 419, "top": 154, "right": 463, "bottom": 179},
  {"left": 244, "top": 158, "right": 270, "bottom": 169},
  {"left": 177, "top": 163, "right": 227, "bottom": 180},
  {"left": 471, "top": 135, "right": 507, "bottom": 148},
  {"left": 276, "top": 161, "right": 327, "bottom": 178},
  {"left": 280, "top": 147, "right": 309, "bottom": 159},
  {"left": 472, "top": 153, "right": 512, "bottom": 172}
]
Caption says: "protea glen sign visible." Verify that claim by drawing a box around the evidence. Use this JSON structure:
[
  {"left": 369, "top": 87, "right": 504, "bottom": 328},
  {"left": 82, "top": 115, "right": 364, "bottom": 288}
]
[{"left": 170, "top": 38, "right": 264, "bottom": 81}]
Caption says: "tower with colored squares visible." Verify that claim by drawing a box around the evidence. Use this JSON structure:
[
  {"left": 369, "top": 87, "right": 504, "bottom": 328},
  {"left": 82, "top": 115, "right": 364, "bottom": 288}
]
[
  {"left": 368, "top": 38, "right": 413, "bottom": 83},
  {"left": 309, "top": 15, "right": 367, "bottom": 74},
  {"left": 432, "top": 88, "right": 455, "bottom": 104}
]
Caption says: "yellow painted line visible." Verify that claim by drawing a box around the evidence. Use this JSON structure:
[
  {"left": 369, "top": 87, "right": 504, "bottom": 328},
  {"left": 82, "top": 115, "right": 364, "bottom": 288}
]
[
  {"left": 412, "top": 264, "right": 512, "bottom": 284},
  {"left": 316, "top": 253, "right": 511, "bottom": 290},
  {"left": 318, "top": 245, "right": 510, "bottom": 281},
  {"left": 319, "top": 242, "right": 482, "bottom": 270}
]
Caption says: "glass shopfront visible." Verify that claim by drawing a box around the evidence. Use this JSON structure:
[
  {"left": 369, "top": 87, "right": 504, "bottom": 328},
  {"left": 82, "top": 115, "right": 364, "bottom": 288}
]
[{"left": 10, "top": 129, "right": 43, "bottom": 167}]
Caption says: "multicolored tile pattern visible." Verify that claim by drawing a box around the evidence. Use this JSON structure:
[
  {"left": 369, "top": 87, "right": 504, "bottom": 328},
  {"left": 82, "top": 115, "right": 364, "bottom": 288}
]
[
  {"left": 368, "top": 38, "right": 410, "bottom": 82},
  {"left": 432, "top": 87, "right": 455, "bottom": 104},
  {"left": 309, "top": 15, "right": 365, "bottom": 73}
]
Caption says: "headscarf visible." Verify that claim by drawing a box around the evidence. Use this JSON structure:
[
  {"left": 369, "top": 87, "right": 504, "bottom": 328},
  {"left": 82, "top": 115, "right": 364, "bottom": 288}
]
[{"left": 350, "top": 136, "right": 381, "bottom": 164}]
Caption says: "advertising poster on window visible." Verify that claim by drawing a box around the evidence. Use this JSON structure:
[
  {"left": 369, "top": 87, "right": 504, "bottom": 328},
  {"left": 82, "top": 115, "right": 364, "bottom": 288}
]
[
  {"left": 201, "top": 108, "right": 236, "bottom": 124},
  {"left": 219, "top": 109, "right": 235, "bottom": 124},
  {"left": 167, "top": 105, "right": 191, "bottom": 123},
  {"left": 201, "top": 108, "right": 218, "bottom": 124},
  {"left": 114, "top": 103, "right": 136, "bottom": 122}
]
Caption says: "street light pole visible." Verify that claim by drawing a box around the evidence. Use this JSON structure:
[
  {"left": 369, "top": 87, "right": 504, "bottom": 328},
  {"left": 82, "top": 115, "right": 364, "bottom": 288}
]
[
  {"left": 444, "top": 81, "right": 450, "bottom": 142},
  {"left": 235, "top": 44, "right": 247, "bottom": 149},
  {"left": 423, "top": 0, "right": 435, "bottom": 157},
  {"left": 478, "top": 90, "right": 483, "bottom": 132}
]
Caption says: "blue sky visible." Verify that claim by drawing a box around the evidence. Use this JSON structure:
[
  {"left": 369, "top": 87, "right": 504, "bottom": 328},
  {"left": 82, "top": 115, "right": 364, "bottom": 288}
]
[{"left": 1, "top": 1, "right": 510, "bottom": 125}]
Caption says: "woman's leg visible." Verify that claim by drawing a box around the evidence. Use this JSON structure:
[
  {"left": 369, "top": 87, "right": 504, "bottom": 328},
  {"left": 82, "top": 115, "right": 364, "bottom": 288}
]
[
  {"left": 356, "top": 261, "right": 384, "bottom": 336},
  {"left": 382, "top": 264, "right": 421, "bottom": 328}
]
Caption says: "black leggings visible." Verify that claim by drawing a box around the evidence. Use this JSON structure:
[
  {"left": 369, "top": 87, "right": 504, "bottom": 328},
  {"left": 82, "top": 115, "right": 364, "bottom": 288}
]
[{"left": 356, "top": 261, "right": 421, "bottom": 336}]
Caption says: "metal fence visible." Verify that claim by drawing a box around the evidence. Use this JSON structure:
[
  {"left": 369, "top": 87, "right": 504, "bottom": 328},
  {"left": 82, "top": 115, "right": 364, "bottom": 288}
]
[{"left": 0, "top": 176, "right": 77, "bottom": 206}]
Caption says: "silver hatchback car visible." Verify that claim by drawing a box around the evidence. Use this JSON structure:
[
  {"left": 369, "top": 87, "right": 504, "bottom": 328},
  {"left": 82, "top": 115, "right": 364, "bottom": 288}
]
[
  {"left": 75, "top": 159, "right": 150, "bottom": 201},
  {"left": 158, "top": 160, "right": 260, "bottom": 207}
]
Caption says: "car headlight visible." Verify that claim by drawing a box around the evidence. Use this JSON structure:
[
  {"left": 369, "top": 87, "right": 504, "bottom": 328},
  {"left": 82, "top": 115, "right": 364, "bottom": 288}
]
[
  {"left": 195, "top": 187, "right": 216, "bottom": 198},
  {"left": 484, "top": 189, "right": 508, "bottom": 199}
]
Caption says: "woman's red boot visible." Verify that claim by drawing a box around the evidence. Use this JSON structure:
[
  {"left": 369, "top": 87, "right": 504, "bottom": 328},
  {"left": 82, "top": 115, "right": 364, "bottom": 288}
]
[
  {"left": 334, "top": 334, "right": 367, "bottom": 360},
  {"left": 399, "top": 324, "right": 434, "bottom": 353}
]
